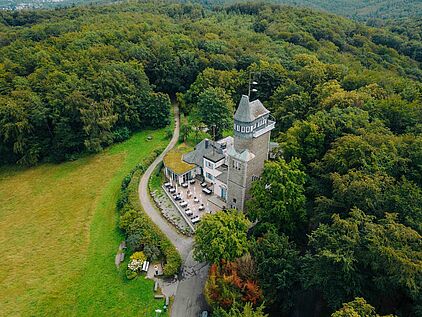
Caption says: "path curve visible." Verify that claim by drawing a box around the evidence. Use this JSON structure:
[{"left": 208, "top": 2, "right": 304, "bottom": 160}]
[{"left": 138, "top": 104, "right": 208, "bottom": 317}]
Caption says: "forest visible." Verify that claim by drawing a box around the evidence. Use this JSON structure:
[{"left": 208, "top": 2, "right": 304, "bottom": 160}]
[
  {"left": 0, "top": 1, "right": 421, "bottom": 316},
  {"left": 198, "top": 0, "right": 422, "bottom": 20}
]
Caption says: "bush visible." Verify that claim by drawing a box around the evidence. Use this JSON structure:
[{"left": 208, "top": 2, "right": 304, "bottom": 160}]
[
  {"left": 130, "top": 251, "right": 147, "bottom": 262},
  {"left": 126, "top": 269, "right": 138, "bottom": 280},
  {"left": 117, "top": 149, "right": 182, "bottom": 277},
  {"left": 113, "top": 127, "right": 131, "bottom": 142}
]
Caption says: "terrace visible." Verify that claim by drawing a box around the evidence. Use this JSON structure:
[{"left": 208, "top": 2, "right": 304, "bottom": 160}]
[{"left": 162, "top": 179, "right": 224, "bottom": 231}]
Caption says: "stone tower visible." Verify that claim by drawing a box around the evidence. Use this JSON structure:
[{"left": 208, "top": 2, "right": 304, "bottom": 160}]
[{"left": 226, "top": 95, "right": 275, "bottom": 211}]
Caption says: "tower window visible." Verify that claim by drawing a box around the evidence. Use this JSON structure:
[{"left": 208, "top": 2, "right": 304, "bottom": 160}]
[
  {"left": 236, "top": 125, "right": 240, "bottom": 131},
  {"left": 241, "top": 126, "right": 245, "bottom": 132},
  {"left": 232, "top": 160, "right": 241, "bottom": 170},
  {"left": 246, "top": 126, "right": 250, "bottom": 132}
]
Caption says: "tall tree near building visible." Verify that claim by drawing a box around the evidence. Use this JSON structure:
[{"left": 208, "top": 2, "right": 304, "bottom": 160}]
[
  {"left": 196, "top": 87, "right": 234, "bottom": 140},
  {"left": 194, "top": 209, "right": 250, "bottom": 264}
]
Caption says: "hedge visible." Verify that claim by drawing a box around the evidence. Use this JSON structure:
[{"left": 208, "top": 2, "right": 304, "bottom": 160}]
[{"left": 117, "top": 147, "right": 182, "bottom": 276}]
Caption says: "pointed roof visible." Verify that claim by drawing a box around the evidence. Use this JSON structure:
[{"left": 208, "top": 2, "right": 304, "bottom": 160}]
[{"left": 234, "top": 95, "right": 270, "bottom": 123}]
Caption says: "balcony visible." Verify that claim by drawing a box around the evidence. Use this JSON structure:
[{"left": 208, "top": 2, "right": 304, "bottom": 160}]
[{"left": 253, "top": 120, "right": 275, "bottom": 138}]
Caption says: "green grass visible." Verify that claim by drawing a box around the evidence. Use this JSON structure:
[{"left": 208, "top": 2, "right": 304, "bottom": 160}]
[
  {"left": 149, "top": 162, "right": 165, "bottom": 193},
  {"left": 0, "top": 130, "right": 170, "bottom": 316}
]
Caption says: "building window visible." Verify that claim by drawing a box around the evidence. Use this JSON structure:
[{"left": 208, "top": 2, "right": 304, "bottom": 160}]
[
  {"left": 206, "top": 172, "right": 213, "bottom": 180},
  {"left": 246, "top": 126, "right": 250, "bottom": 132},
  {"left": 233, "top": 198, "right": 237, "bottom": 203},
  {"left": 206, "top": 161, "right": 213, "bottom": 169},
  {"left": 237, "top": 125, "right": 240, "bottom": 131},
  {"left": 232, "top": 160, "right": 241, "bottom": 170},
  {"left": 241, "top": 126, "right": 245, "bottom": 132}
]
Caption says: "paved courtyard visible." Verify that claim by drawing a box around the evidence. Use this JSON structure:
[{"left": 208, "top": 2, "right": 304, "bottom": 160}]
[{"left": 163, "top": 179, "right": 225, "bottom": 228}]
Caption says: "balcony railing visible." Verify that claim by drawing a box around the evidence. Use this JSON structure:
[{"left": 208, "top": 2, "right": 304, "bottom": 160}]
[{"left": 253, "top": 120, "right": 275, "bottom": 138}]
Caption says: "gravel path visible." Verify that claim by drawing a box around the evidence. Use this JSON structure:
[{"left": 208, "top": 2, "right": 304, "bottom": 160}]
[{"left": 138, "top": 104, "right": 208, "bottom": 317}]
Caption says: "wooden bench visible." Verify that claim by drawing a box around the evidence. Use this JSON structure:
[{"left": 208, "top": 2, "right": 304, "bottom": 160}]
[
  {"left": 154, "top": 294, "right": 165, "bottom": 299},
  {"left": 154, "top": 281, "right": 158, "bottom": 292}
]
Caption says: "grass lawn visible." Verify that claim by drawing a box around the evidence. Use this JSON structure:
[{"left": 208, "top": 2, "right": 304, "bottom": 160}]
[{"left": 0, "top": 129, "right": 170, "bottom": 316}]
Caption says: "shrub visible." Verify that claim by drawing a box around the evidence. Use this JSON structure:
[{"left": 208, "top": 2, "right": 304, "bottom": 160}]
[
  {"left": 117, "top": 149, "right": 182, "bottom": 277},
  {"left": 126, "top": 269, "right": 138, "bottom": 280},
  {"left": 130, "top": 251, "right": 147, "bottom": 262}
]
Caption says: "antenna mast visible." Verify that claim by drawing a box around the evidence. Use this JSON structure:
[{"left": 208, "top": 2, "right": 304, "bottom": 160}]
[{"left": 248, "top": 71, "right": 258, "bottom": 98}]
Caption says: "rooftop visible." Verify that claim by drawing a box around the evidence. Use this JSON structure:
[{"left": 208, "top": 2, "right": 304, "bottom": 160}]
[
  {"left": 163, "top": 149, "right": 196, "bottom": 175},
  {"left": 227, "top": 147, "right": 255, "bottom": 162},
  {"left": 183, "top": 139, "right": 224, "bottom": 167},
  {"left": 234, "top": 95, "right": 270, "bottom": 123}
]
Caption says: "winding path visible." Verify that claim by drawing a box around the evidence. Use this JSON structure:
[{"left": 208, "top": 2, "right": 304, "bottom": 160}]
[{"left": 138, "top": 104, "right": 209, "bottom": 317}]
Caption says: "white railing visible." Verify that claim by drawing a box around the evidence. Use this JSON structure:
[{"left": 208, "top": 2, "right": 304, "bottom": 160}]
[{"left": 253, "top": 120, "right": 275, "bottom": 138}]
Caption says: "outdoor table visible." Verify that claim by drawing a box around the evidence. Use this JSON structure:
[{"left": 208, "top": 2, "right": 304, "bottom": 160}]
[
  {"left": 202, "top": 188, "right": 211, "bottom": 194},
  {"left": 199, "top": 204, "right": 205, "bottom": 210},
  {"left": 194, "top": 197, "right": 199, "bottom": 203},
  {"left": 191, "top": 216, "right": 200, "bottom": 224}
]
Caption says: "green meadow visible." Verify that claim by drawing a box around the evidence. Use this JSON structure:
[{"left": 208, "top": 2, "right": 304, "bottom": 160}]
[{"left": 0, "top": 130, "right": 169, "bottom": 316}]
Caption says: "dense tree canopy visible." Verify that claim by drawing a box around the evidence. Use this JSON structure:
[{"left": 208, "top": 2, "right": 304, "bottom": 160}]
[
  {"left": 1, "top": 1, "right": 421, "bottom": 165},
  {"left": 194, "top": 209, "right": 250, "bottom": 263},
  {"left": 0, "top": 2, "right": 421, "bottom": 316}
]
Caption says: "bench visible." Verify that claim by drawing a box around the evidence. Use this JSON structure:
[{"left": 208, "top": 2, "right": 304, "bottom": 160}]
[
  {"left": 142, "top": 261, "right": 150, "bottom": 272},
  {"left": 154, "top": 294, "right": 165, "bottom": 299},
  {"left": 165, "top": 296, "right": 170, "bottom": 306},
  {"left": 154, "top": 281, "right": 158, "bottom": 292}
]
